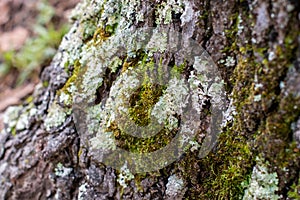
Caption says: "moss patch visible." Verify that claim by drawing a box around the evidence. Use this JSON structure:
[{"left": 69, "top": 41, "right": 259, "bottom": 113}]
[
  {"left": 128, "top": 83, "right": 165, "bottom": 126},
  {"left": 57, "top": 59, "right": 82, "bottom": 106},
  {"left": 107, "top": 120, "right": 177, "bottom": 154},
  {"left": 181, "top": 2, "right": 300, "bottom": 198}
]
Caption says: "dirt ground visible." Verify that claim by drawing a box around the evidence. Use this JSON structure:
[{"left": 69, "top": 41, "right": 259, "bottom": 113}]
[{"left": 0, "top": 0, "right": 80, "bottom": 130}]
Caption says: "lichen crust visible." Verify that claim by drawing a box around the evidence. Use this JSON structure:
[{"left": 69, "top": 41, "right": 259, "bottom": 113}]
[{"left": 72, "top": 26, "right": 226, "bottom": 173}]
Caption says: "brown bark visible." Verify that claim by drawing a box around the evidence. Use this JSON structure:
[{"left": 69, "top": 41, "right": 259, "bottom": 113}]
[{"left": 0, "top": 0, "right": 300, "bottom": 199}]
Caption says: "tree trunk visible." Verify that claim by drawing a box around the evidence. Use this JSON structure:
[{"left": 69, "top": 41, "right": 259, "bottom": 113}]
[{"left": 1, "top": 0, "right": 300, "bottom": 199}]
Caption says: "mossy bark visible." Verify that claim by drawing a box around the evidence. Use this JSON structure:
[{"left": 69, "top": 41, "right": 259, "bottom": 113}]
[{"left": 0, "top": 0, "right": 300, "bottom": 199}]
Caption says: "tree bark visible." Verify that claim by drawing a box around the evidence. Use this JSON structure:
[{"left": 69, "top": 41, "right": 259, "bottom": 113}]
[{"left": 1, "top": 0, "right": 300, "bottom": 199}]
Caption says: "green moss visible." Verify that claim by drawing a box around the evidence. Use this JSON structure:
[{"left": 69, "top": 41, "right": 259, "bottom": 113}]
[
  {"left": 77, "top": 148, "right": 83, "bottom": 158},
  {"left": 25, "top": 96, "right": 34, "bottom": 104},
  {"left": 128, "top": 82, "right": 165, "bottom": 126},
  {"left": 11, "top": 127, "right": 17, "bottom": 137},
  {"left": 105, "top": 23, "right": 119, "bottom": 36},
  {"left": 171, "top": 62, "right": 186, "bottom": 79},
  {"left": 107, "top": 121, "right": 176, "bottom": 154},
  {"left": 222, "top": 13, "right": 240, "bottom": 54},
  {"left": 65, "top": 0, "right": 299, "bottom": 197},
  {"left": 93, "top": 27, "right": 112, "bottom": 45},
  {"left": 42, "top": 81, "right": 49, "bottom": 87},
  {"left": 199, "top": 11, "right": 209, "bottom": 20},
  {"left": 121, "top": 51, "right": 147, "bottom": 73},
  {"left": 189, "top": 127, "right": 254, "bottom": 199},
  {"left": 224, "top": 13, "right": 239, "bottom": 41},
  {"left": 57, "top": 59, "right": 82, "bottom": 106},
  {"left": 82, "top": 20, "right": 98, "bottom": 42},
  {"left": 182, "top": 4, "right": 300, "bottom": 197},
  {"left": 106, "top": 56, "right": 189, "bottom": 154},
  {"left": 216, "top": 19, "right": 300, "bottom": 199},
  {"left": 288, "top": 175, "right": 300, "bottom": 199},
  {"left": 253, "top": 27, "right": 300, "bottom": 193},
  {"left": 95, "top": 57, "right": 187, "bottom": 155}
]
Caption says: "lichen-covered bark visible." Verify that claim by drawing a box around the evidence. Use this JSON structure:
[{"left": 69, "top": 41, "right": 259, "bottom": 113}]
[{"left": 0, "top": 0, "right": 300, "bottom": 199}]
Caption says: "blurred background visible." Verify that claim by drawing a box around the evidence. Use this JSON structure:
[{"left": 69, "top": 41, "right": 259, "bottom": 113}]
[{"left": 0, "top": 0, "right": 79, "bottom": 130}]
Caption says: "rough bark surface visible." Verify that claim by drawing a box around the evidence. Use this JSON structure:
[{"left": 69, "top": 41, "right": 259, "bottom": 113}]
[{"left": 1, "top": 0, "right": 300, "bottom": 199}]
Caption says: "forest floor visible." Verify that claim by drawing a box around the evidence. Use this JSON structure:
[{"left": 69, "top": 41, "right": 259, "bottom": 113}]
[{"left": 0, "top": 0, "right": 79, "bottom": 130}]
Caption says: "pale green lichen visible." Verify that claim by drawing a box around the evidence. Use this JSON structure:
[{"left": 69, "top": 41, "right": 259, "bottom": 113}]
[
  {"left": 77, "top": 183, "right": 88, "bottom": 200},
  {"left": 44, "top": 102, "right": 68, "bottom": 131},
  {"left": 243, "top": 157, "right": 279, "bottom": 200},
  {"left": 101, "top": 0, "right": 121, "bottom": 27},
  {"left": 54, "top": 23, "right": 83, "bottom": 69},
  {"left": 146, "top": 30, "right": 168, "bottom": 55},
  {"left": 16, "top": 107, "right": 37, "bottom": 131},
  {"left": 104, "top": 64, "right": 167, "bottom": 137},
  {"left": 117, "top": 162, "right": 134, "bottom": 188},
  {"left": 73, "top": 27, "right": 225, "bottom": 170},
  {"left": 155, "top": 0, "right": 184, "bottom": 25},
  {"left": 3, "top": 104, "right": 37, "bottom": 134},
  {"left": 189, "top": 55, "right": 225, "bottom": 114},
  {"left": 188, "top": 140, "right": 201, "bottom": 152},
  {"left": 54, "top": 188, "right": 62, "bottom": 200},
  {"left": 3, "top": 106, "right": 22, "bottom": 134},
  {"left": 151, "top": 78, "right": 189, "bottom": 128},
  {"left": 122, "top": 0, "right": 143, "bottom": 24},
  {"left": 268, "top": 51, "right": 276, "bottom": 61},
  {"left": 254, "top": 94, "right": 262, "bottom": 102},
  {"left": 180, "top": 0, "right": 199, "bottom": 26},
  {"left": 66, "top": 0, "right": 188, "bottom": 108},
  {"left": 221, "top": 98, "right": 237, "bottom": 127},
  {"left": 225, "top": 56, "right": 236, "bottom": 67},
  {"left": 90, "top": 131, "right": 116, "bottom": 150},
  {"left": 79, "top": 44, "right": 105, "bottom": 102},
  {"left": 85, "top": 104, "right": 103, "bottom": 134},
  {"left": 165, "top": 174, "right": 186, "bottom": 198},
  {"left": 54, "top": 162, "right": 73, "bottom": 177},
  {"left": 219, "top": 56, "right": 236, "bottom": 68},
  {"left": 109, "top": 56, "right": 122, "bottom": 73},
  {"left": 71, "top": 0, "right": 104, "bottom": 22},
  {"left": 59, "top": 91, "right": 72, "bottom": 105},
  {"left": 61, "top": 0, "right": 226, "bottom": 174},
  {"left": 237, "top": 14, "right": 244, "bottom": 35}
]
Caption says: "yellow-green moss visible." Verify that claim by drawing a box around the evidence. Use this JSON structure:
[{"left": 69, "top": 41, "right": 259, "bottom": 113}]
[
  {"left": 106, "top": 57, "right": 187, "bottom": 154},
  {"left": 65, "top": 0, "right": 300, "bottom": 197},
  {"left": 93, "top": 27, "right": 112, "bottom": 45},
  {"left": 183, "top": 4, "right": 300, "bottom": 198},
  {"left": 57, "top": 59, "right": 82, "bottom": 106},
  {"left": 128, "top": 82, "right": 165, "bottom": 126},
  {"left": 107, "top": 120, "right": 176, "bottom": 154},
  {"left": 288, "top": 175, "right": 300, "bottom": 199},
  {"left": 186, "top": 126, "right": 254, "bottom": 199}
]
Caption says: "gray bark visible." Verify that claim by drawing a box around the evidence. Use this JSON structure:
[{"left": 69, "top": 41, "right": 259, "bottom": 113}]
[{"left": 1, "top": 0, "right": 300, "bottom": 199}]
